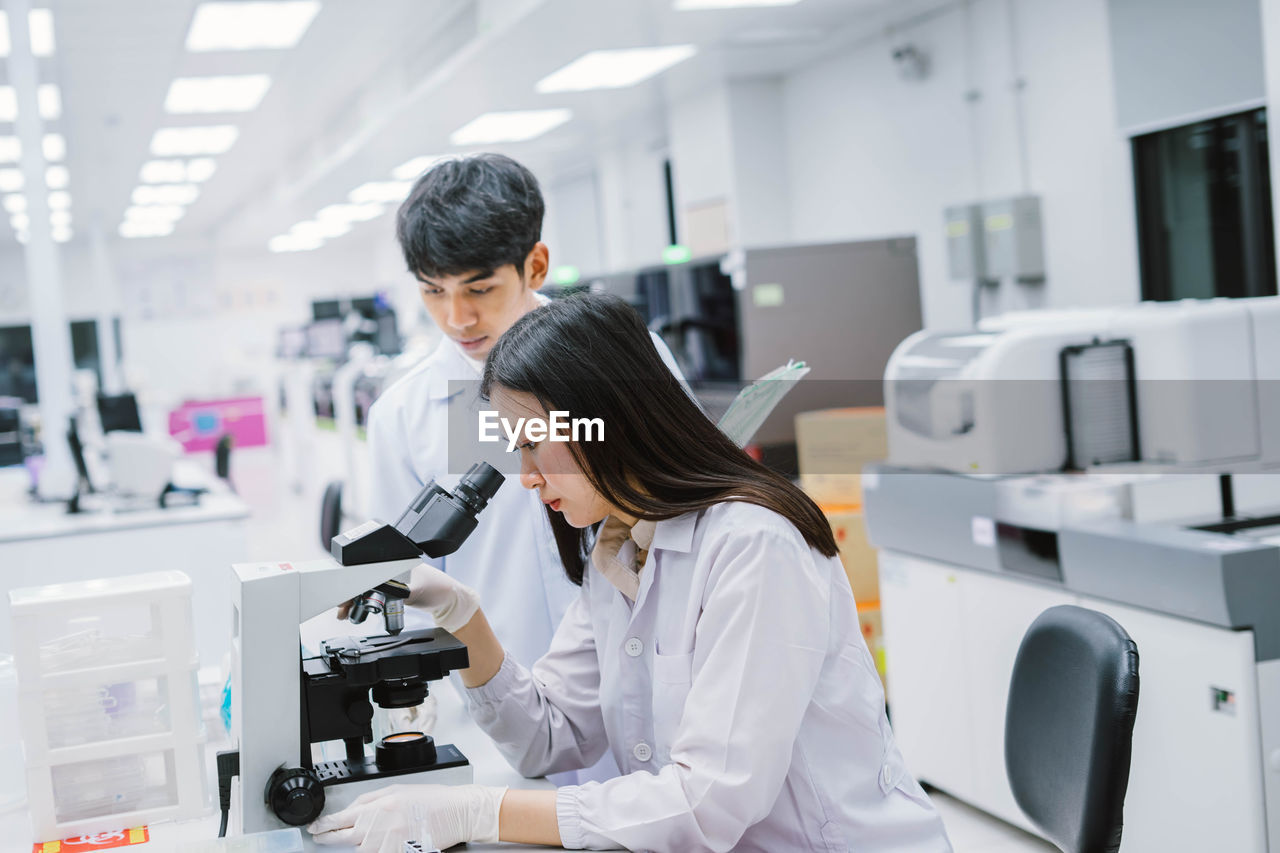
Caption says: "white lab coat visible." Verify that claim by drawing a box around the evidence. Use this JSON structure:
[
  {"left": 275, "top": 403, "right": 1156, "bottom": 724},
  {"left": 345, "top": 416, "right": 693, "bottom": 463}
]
[{"left": 466, "top": 502, "right": 953, "bottom": 852}]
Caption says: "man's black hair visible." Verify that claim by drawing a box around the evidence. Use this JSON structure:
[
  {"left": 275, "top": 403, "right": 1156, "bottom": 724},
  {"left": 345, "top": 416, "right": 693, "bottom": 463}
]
[{"left": 395, "top": 152, "right": 545, "bottom": 280}]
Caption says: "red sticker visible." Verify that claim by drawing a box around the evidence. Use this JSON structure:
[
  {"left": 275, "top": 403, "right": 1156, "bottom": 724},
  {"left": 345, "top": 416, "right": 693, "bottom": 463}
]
[{"left": 33, "top": 826, "right": 150, "bottom": 851}]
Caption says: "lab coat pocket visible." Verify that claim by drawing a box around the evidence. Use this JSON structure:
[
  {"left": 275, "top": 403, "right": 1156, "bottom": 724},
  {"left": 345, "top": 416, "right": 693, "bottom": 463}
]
[{"left": 651, "top": 650, "right": 694, "bottom": 761}]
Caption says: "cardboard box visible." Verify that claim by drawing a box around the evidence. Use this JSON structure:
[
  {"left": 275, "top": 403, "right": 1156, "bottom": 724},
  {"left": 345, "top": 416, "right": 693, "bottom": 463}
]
[
  {"left": 796, "top": 407, "right": 887, "bottom": 506},
  {"left": 857, "top": 604, "right": 887, "bottom": 693},
  {"left": 826, "top": 509, "right": 879, "bottom": 606}
]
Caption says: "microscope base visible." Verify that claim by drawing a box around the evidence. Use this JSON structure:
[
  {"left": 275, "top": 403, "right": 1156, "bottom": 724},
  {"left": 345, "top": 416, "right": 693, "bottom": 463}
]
[{"left": 316, "top": 742, "right": 474, "bottom": 817}]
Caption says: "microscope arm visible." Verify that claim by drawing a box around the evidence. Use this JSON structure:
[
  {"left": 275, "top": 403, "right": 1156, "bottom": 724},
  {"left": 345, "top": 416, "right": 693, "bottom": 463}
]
[{"left": 296, "top": 557, "right": 422, "bottom": 622}]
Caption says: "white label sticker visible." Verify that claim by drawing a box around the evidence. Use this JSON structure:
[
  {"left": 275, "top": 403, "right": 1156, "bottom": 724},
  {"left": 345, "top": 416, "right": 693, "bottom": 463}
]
[
  {"left": 863, "top": 471, "right": 881, "bottom": 491},
  {"left": 971, "top": 516, "right": 996, "bottom": 547},
  {"left": 341, "top": 520, "right": 381, "bottom": 541}
]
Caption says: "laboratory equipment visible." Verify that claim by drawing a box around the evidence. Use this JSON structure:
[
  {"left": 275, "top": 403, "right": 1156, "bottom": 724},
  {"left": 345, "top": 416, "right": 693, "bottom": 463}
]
[
  {"left": 225, "top": 462, "right": 503, "bottom": 839},
  {"left": 96, "top": 392, "right": 143, "bottom": 434},
  {"left": 865, "top": 295, "right": 1280, "bottom": 852},
  {"left": 10, "top": 571, "right": 209, "bottom": 841}
]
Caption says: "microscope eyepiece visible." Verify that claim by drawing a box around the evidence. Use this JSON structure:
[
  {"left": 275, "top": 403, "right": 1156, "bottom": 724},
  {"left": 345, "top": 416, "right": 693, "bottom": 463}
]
[{"left": 454, "top": 462, "right": 504, "bottom": 514}]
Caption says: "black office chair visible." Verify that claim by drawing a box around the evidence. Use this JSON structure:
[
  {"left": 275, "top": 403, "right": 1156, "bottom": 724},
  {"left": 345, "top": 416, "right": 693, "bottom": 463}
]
[
  {"left": 215, "top": 434, "right": 235, "bottom": 493},
  {"left": 319, "top": 479, "right": 344, "bottom": 552},
  {"left": 1005, "top": 605, "right": 1139, "bottom": 853}
]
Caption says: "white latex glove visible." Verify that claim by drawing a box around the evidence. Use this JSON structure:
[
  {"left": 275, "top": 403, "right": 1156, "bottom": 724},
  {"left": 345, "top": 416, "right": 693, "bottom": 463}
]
[
  {"left": 308, "top": 783, "right": 506, "bottom": 853},
  {"left": 406, "top": 564, "right": 481, "bottom": 634}
]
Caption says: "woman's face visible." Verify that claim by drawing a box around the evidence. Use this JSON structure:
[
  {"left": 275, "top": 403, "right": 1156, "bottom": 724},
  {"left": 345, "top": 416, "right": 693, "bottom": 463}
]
[{"left": 490, "top": 386, "right": 614, "bottom": 528}]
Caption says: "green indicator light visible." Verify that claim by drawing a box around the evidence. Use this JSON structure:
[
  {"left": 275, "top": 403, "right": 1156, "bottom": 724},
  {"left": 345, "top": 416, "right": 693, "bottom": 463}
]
[
  {"left": 662, "top": 244, "right": 692, "bottom": 265},
  {"left": 551, "top": 265, "right": 580, "bottom": 285}
]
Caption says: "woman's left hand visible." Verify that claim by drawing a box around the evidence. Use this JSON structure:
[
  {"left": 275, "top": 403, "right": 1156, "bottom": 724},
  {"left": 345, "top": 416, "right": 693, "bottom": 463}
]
[{"left": 308, "top": 783, "right": 506, "bottom": 852}]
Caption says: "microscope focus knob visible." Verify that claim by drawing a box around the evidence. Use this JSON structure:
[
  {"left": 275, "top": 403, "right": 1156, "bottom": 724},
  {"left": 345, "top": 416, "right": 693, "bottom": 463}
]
[{"left": 266, "top": 767, "right": 325, "bottom": 826}]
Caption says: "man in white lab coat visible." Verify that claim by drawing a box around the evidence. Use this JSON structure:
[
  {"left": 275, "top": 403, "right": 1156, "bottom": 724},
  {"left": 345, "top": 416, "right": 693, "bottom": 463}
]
[{"left": 365, "top": 155, "right": 682, "bottom": 781}]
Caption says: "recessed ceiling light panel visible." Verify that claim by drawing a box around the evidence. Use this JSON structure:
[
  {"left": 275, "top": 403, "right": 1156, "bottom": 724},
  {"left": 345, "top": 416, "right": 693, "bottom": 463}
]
[
  {"left": 536, "top": 46, "right": 696, "bottom": 93},
  {"left": 165, "top": 75, "right": 272, "bottom": 114},
  {"left": 449, "top": 109, "right": 572, "bottom": 146},
  {"left": 126, "top": 205, "right": 185, "bottom": 223},
  {"left": 186, "top": 1, "right": 321, "bottom": 51},
  {"left": 151, "top": 126, "right": 239, "bottom": 156},
  {"left": 42, "top": 133, "right": 65, "bottom": 161},
  {"left": 348, "top": 181, "right": 412, "bottom": 204},
  {"left": 133, "top": 184, "right": 200, "bottom": 206},
  {"left": 0, "top": 9, "right": 57, "bottom": 58},
  {"left": 390, "top": 154, "right": 452, "bottom": 181},
  {"left": 316, "top": 203, "right": 385, "bottom": 223}
]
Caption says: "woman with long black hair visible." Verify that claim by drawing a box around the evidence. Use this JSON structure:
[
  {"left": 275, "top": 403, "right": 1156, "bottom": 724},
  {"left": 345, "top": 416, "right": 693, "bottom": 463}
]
[{"left": 310, "top": 293, "right": 951, "bottom": 852}]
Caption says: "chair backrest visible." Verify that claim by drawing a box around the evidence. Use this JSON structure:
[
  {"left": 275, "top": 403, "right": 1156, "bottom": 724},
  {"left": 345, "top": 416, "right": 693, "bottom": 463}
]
[
  {"left": 1005, "top": 605, "right": 1139, "bottom": 853},
  {"left": 215, "top": 434, "right": 233, "bottom": 481},
  {"left": 319, "top": 480, "right": 344, "bottom": 552}
]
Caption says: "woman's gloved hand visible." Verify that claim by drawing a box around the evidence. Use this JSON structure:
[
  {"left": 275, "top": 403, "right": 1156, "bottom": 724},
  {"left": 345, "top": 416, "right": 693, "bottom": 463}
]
[
  {"left": 405, "top": 564, "right": 481, "bottom": 634},
  {"left": 308, "top": 783, "right": 506, "bottom": 853},
  {"left": 336, "top": 564, "right": 480, "bottom": 634}
]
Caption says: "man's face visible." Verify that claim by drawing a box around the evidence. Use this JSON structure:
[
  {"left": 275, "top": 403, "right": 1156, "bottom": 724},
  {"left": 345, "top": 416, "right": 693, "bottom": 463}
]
[{"left": 416, "top": 242, "right": 547, "bottom": 360}]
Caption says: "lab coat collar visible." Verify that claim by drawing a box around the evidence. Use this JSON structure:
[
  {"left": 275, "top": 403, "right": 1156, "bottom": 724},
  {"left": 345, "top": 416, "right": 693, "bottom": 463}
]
[
  {"left": 425, "top": 336, "right": 482, "bottom": 401},
  {"left": 649, "top": 510, "right": 699, "bottom": 554}
]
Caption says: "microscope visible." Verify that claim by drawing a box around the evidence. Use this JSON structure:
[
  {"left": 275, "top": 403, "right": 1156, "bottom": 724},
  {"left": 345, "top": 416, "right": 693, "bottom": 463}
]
[{"left": 224, "top": 462, "right": 504, "bottom": 838}]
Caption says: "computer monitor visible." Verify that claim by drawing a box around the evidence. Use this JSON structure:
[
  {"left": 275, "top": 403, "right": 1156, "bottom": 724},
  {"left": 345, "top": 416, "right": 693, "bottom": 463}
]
[
  {"left": 0, "top": 325, "right": 37, "bottom": 403},
  {"left": 312, "top": 299, "right": 342, "bottom": 321},
  {"left": 97, "top": 392, "right": 143, "bottom": 433},
  {"left": 305, "top": 318, "right": 347, "bottom": 360},
  {"left": 0, "top": 405, "right": 22, "bottom": 467}
]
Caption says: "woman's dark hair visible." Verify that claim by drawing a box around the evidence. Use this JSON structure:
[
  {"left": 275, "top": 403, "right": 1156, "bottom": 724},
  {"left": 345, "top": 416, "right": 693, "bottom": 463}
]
[
  {"left": 396, "top": 153, "right": 544, "bottom": 279},
  {"left": 480, "top": 292, "right": 838, "bottom": 584}
]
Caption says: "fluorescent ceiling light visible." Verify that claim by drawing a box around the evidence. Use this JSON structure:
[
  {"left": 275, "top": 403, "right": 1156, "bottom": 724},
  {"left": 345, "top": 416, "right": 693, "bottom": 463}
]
[
  {"left": 45, "top": 165, "right": 67, "bottom": 189},
  {"left": 140, "top": 158, "right": 218, "bottom": 183},
  {"left": 49, "top": 209, "right": 70, "bottom": 227},
  {"left": 9, "top": 212, "right": 27, "bottom": 229},
  {"left": 186, "top": 158, "right": 217, "bottom": 182},
  {"left": 291, "top": 219, "right": 349, "bottom": 240},
  {"left": 125, "top": 204, "right": 184, "bottom": 223},
  {"left": 151, "top": 125, "right": 238, "bottom": 156},
  {"left": 47, "top": 190, "right": 69, "bottom": 210},
  {"left": 390, "top": 155, "right": 450, "bottom": 181},
  {"left": 29, "top": 8, "right": 54, "bottom": 55},
  {"left": 187, "top": 1, "right": 321, "bottom": 51},
  {"left": 316, "top": 202, "right": 384, "bottom": 223},
  {"left": 0, "top": 137, "right": 18, "bottom": 162},
  {"left": 0, "top": 169, "right": 21, "bottom": 192},
  {"left": 42, "top": 133, "right": 64, "bottom": 161},
  {"left": 674, "top": 0, "right": 801, "bottom": 8},
  {"left": 51, "top": 224, "right": 71, "bottom": 242},
  {"left": 120, "top": 220, "right": 175, "bottom": 239},
  {"left": 165, "top": 74, "right": 272, "bottom": 114},
  {"left": 140, "top": 160, "right": 186, "bottom": 183},
  {"left": 14, "top": 229, "right": 26, "bottom": 244},
  {"left": 450, "top": 109, "right": 572, "bottom": 146},
  {"left": 0, "top": 10, "right": 57, "bottom": 57},
  {"left": 2, "top": 194, "right": 24, "bottom": 213},
  {"left": 269, "top": 233, "right": 322, "bottom": 252},
  {"left": 38, "top": 84, "right": 59, "bottom": 119},
  {"left": 0, "top": 86, "right": 50, "bottom": 121},
  {"left": 348, "top": 181, "right": 411, "bottom": 204},
  {"left": 132, "top": 184, "right": 200, "bottom": 205},
  {"left": 536, "top": 46, "right": 696, "bottom": 93}
]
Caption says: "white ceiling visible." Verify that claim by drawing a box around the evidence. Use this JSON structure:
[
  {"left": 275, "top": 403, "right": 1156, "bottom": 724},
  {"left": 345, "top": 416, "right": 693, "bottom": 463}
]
[{"left": 35, "top": 0, "right": 943, "bottom": 256}]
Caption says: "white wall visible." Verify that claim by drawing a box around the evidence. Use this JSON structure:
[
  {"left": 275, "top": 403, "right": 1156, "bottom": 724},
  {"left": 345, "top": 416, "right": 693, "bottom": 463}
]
[{"left": 782, "top": 0, "right": 1140, "bottom": 329}]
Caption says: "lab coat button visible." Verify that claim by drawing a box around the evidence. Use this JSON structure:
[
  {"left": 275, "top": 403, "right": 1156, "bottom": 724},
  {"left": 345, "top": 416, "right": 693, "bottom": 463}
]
[
  {"left": 633, "top": 742, "right": 653, "bottom": 762},
  {"left": 624, "top": 637, "right": 644, "bottom": 657},
  {"left": 880, "top": 763, "right": 893, "bottom": 788}
]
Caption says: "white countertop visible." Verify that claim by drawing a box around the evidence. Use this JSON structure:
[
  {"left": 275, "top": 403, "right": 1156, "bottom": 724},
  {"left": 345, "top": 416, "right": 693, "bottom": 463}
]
[
  {"left": 0, "top": 463, "right": 250, "bottom": 543},
  {"left": 0, "top": 608, "right": 577, "bottom": 852}
]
